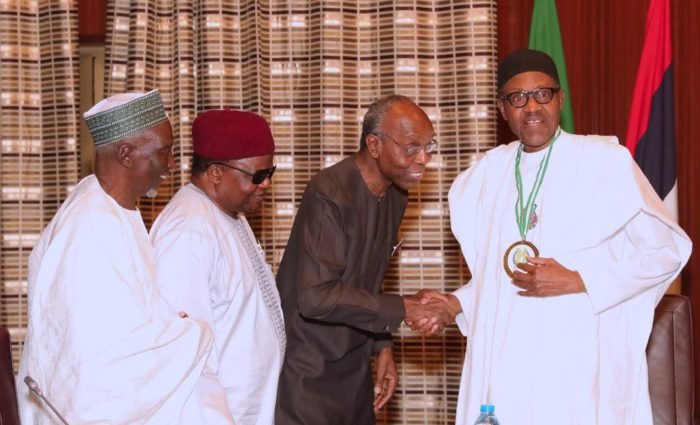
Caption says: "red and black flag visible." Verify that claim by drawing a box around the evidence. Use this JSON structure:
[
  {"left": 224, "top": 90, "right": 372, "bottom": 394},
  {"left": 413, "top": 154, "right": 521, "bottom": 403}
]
[{"left": 625, "top": 0, "right": 677, "bottom": 217}]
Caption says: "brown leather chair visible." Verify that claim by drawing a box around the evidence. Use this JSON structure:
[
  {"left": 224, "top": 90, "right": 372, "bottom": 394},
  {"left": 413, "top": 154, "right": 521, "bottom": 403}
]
[
  {"left": 0, "top": 326, "right": 20, "bottom": 425},
  {"left": 646, "top": 294, "right": 695, "bottom": 425}
]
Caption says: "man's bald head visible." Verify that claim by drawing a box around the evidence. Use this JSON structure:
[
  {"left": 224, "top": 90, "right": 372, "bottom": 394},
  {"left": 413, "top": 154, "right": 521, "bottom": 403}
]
[{"left": 360, "top": 95, "right": 428, "bottom": 149}]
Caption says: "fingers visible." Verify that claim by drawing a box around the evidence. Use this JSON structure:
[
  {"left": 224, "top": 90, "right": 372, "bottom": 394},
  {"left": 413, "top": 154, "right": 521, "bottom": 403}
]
[
  {"left": 405, "top": 299, "right": 457, "bottom": 335},
  {"left": 373, "top": 368, "right": 385, "bottom": 410},
  {"left": 512, "top": 263, "right": 552, "bottom": 294},
  {"left": 515, "top": 261, "right": 537, "bottom": 274},
  {"left": 416, "top": 289, "right": 450, "bottom": 304},
  {"left": 511, "top": 266, "right": 537, "bottom": 292},
  {"left": 404, "top": 291, "right": 459, "bottom": 335},
  {"left": 525, "top": 256, "right": 549, "bottom": 266},
  {"left": 374, "top": 348, "right": 397, "bottom": 411},
  {"left": 406, "top": 316, "right": 437, "bottom": 335},
  {"left": 373, "top": 370, "right": 396, "bottom": 411},
  {"left": 405, "top": 320, "right": 439, "bottom": 336},
  {"left": 511, "top": 257, "right": 586, "bottom": 297},
  {"left": 374, "top": 362, "right": 387, "bottom": 399},
  {"left": 516, "top": 256, "right": 559, "bottom": 274}
]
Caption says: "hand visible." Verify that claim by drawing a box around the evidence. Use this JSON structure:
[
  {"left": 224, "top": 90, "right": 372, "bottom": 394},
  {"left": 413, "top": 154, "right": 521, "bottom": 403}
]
[
  {"left": 416, "top": 289, "right": 462, "bottom": 314},
  {"left": 373, "top": 347, "right": 397, "bottom": 412},
  {"left": 511, "top": 256, "right": 586, "bottom": 297},
  {"left": 403, "top": 291, "right": 458, "bottom": 336}
]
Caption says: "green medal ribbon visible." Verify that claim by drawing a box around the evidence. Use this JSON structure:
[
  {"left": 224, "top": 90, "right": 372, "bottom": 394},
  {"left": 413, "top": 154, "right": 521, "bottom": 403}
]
[{"left": 514, "top": 128, "right": 561, "bottom": 241}]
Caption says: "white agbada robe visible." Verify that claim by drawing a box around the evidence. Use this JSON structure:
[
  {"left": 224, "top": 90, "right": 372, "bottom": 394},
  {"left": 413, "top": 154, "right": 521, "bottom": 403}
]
[
  {"left": 150, "top": 183, "right": 286, "bottom": 425},
  {"left": 448, "top": 131, "right": 692, "bottom": 425},
  {"left": 17, "top": 175, "right": 217, "bottom": 424}
]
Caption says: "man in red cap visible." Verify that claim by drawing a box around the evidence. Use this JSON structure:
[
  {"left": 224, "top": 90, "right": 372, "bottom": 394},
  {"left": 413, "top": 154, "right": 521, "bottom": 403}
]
[{"left": 150, "top": 109, "right": 284, "bottom": 425}]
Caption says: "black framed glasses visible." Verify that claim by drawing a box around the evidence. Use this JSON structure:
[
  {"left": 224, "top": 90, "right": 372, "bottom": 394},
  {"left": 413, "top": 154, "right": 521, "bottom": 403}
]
[
  {"left": 374, "top": 132, "right": 438, "bottom": 156},
  {"left": 499, "top": 87, "right": 560, "bottom": 108},
  {"left": 211, "top": 162, "right": 276, "bottom": 184}
]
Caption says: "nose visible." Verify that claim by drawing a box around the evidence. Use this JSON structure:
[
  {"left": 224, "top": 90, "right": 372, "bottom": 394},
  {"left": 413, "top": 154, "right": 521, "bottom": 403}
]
[
  {"left": 522, "top": 94, "right": 542, "bottom": 112},
  {"left": 259, "top": 176, "right": 272, "bottom": 188}
]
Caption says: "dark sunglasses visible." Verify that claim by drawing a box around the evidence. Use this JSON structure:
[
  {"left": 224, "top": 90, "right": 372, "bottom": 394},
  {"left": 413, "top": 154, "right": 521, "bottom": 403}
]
[{"left": 211, "top": 162, "right": 277, "bottom": 184}]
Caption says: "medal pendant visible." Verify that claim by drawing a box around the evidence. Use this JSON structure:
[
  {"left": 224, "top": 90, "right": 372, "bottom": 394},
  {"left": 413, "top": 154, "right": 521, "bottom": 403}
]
[
  {"left": 528, "top": 204, "right": 538, "bottom": 230},
  {"left": 503, "top": 240, "right": 540, "bottom": 278}
]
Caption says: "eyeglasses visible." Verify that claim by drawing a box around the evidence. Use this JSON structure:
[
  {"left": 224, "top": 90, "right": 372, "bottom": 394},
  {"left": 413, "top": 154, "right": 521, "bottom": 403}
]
[
  {"left": 374, "top": 132, "right": 438, "bottom": 156},
  {"left": 210, "top": 162, "right": 276, "bottom": 184},
  {"left": 499, "top": 87, "right": 561, "bottom": 108}
]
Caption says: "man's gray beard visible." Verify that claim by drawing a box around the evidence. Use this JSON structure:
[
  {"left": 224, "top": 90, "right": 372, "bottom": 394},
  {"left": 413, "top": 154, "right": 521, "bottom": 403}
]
[{"left": 145, "top": 187, "right": 158, "bottom": 199}]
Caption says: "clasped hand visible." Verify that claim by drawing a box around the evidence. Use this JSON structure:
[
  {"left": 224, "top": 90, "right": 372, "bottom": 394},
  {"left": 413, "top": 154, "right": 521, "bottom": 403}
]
[{"left": 403, "top": 289, "right": 460, "bottom": 336}]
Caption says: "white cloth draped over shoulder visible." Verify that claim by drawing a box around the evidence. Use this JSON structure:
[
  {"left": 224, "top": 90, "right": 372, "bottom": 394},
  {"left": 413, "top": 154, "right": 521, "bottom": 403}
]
[
  {"left": 448, "top": 131, "right": 692, "bottom": 425},
  {"left": 17, "top": 175, "right": 215, "bottom": 424},
  {"left": 150, "top": 184, "right": 285, "bottom": 425}
]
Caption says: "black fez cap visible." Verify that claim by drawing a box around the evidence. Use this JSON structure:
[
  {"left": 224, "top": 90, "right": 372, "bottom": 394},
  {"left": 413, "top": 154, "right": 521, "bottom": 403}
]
[{"left": 497, "top": 49, "right": 560, "bottom": 90}]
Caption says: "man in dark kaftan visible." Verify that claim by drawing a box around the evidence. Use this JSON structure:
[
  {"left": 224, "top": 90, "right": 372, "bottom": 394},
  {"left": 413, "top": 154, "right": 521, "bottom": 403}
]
[{"left": 275, "top": 95, "right": 456, "bottom": 425}]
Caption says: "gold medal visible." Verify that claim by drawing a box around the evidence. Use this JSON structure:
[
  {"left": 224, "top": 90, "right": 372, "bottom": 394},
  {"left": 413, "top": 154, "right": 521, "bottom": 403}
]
[{"left": 503, "top": 240, "right": 539, "bottom": 278}]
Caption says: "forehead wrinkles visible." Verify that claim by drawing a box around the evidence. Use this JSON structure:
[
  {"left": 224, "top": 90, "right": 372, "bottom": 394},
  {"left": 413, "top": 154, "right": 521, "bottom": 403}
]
[{"left": 382, "top": 106, "right": 433, "bottom": 141}]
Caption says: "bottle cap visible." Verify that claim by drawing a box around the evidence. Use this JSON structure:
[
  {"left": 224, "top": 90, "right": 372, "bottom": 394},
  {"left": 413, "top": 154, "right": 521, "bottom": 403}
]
[{"left": 480, "top": 404, "right": 495, "bottom": 413}]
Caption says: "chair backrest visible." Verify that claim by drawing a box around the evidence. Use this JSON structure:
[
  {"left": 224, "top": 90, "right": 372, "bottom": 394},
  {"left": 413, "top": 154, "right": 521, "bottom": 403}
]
[
  {"left": 0, "top": 326, "right": 19, "bottom": 425},
  {"left": 646, "top": 294, "right": 695, "bottom": 425}
]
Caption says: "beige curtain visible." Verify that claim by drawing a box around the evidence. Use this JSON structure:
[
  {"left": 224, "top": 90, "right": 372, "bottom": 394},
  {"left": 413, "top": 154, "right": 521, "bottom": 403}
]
[
  {"left": 106, "top": 0, "right": 497, "bottom": 422},
  {"left": 0, "top": 0, "right": 81, "bottom": 368}
]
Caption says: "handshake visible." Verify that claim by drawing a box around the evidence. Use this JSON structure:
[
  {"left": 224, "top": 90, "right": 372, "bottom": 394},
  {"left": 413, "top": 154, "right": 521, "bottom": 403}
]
[{"left": 402, "top": 290, "right": 461, "bottom": 336}]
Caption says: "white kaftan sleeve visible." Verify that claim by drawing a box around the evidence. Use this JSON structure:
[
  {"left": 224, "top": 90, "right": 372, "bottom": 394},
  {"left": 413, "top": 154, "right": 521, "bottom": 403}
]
[
  {"left": 448, "top": 153, "right": 491, "bottom": 337},
  {"left": 560, "top": 143, "right": 691, "bottom": 315},
  {"left": 577, "top": 210, "right": 686, "bottom": 314},
  {"left": 452, "top": 283, "right": 475, "bottom": 337},
  {"left": 152, "top": 223, "right": 237, "bottom": 423},
  {"left": 22, "top": 213, "right": 215, "bottom": 424},
  {"left": 153, "top": 227, "right": 218, "bottom": 333}
]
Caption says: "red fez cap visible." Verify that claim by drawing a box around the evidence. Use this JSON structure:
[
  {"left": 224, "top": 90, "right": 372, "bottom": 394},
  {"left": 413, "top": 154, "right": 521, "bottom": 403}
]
[{"left": 192, "top": 109, "right": 275, "bottom": 160}]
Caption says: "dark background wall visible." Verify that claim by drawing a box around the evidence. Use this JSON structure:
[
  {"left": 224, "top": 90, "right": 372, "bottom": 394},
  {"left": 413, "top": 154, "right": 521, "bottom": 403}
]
[{"left": 79, "top": 0, "right": 700, "bottom": 413}]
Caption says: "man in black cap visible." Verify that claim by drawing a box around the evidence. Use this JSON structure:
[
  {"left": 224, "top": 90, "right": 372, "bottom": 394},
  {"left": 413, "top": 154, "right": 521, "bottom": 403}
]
[{"left": 434, "top": 49, "right": 691, "bottom": 424}]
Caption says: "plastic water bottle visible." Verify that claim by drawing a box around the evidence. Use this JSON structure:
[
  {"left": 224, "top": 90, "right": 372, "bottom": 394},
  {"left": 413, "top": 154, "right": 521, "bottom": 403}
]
[{"left": 473, "top": 404, "right": 500, "bottom": 424}]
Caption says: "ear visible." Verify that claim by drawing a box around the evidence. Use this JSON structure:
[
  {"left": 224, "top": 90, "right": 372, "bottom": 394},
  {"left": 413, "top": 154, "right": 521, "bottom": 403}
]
[
  {"left": 496, "top": 99, "right": 508, "bottom": 121},
  {"left": 557, "top": 90, "right": 565, "bottom": 111},
  {"left": 366, "top": 134, "right": 381, "bottom": 158},
  {"left": 206, "top": 163, "right": 224, "bottom": 184},
  {"left": 117, "top": 143, "right": 135, "bottom": 167}
]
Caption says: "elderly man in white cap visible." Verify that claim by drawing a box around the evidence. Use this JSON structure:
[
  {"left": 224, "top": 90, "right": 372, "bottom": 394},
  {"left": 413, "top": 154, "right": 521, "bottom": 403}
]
[
  {"left": 151, "top": 109, "right": 284, "bottom": 425},
  {"left": 17, "top": 90, "right": 221, "bottom": 424}
]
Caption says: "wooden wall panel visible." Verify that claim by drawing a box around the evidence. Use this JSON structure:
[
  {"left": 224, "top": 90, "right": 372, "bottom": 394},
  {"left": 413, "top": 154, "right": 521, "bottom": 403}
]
[{"left": 499, "top": 0, "right": 700, "bottom": 415}]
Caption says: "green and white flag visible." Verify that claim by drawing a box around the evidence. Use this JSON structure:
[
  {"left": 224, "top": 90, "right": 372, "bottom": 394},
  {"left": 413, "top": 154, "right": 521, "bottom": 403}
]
[{"left": 529, "top": 0, "right": 575, "bottom": 133}]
